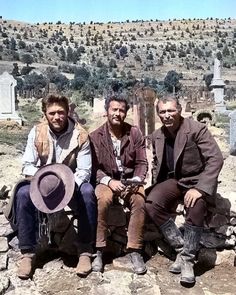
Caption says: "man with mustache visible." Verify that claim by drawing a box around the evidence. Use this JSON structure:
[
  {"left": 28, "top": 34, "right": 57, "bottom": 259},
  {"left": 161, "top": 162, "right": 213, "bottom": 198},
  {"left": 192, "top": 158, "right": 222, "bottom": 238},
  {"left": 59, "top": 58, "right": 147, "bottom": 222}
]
[{"left": 90, "top": 94, "right": 148, "bottom": 274}]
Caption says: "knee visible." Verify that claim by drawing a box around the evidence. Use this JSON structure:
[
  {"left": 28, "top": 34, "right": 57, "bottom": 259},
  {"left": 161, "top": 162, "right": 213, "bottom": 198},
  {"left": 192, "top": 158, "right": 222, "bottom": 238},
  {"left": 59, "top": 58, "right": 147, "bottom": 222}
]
[
  {"left": 145, "top": 201, "right": 155, "bottom": 218},
  {"left": 80, "top": 183, "right": 95, "bottom": 198},
  {"left": 145, "top": 201, "right": 152, "bottom": 214},
  {"left": 95, "top": 184, "right": 113, "bottom": 205},
  {"left": 130, "top": 193, "right": 145, "bottom": 209},
  {"left": 16, "top": 185, "right": 31, "bottom": 209}
]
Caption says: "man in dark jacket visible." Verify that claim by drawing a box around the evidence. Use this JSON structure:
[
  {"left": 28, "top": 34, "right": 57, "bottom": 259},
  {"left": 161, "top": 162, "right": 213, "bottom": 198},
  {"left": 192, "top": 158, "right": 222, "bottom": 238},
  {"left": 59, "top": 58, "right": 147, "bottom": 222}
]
[
  {"left": 90, "top": 94, "right": 148, "bottom": 274},
  {"left": 145, "top": 95, "right": 223, "bottom": 285}
]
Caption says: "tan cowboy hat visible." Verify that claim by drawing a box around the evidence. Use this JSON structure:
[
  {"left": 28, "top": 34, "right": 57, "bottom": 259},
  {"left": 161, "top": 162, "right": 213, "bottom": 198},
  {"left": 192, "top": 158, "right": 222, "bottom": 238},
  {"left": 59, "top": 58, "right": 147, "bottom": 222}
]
[{"left": 30, "top": 163, "right": 75, "bottom": 213}]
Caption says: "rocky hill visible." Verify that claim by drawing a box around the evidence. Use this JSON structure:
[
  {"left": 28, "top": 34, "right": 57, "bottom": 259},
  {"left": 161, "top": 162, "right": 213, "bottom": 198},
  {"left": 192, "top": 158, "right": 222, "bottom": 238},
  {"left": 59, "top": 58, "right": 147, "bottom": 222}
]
[{"left": 1, "top": 17, "right": 236, "bottom": 94}]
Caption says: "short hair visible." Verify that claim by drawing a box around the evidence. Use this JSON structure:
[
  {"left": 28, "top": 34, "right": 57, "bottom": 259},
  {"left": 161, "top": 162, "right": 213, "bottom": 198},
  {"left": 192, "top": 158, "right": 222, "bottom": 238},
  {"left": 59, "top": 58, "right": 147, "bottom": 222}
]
[
  {"left": 104, "top": 94, "right": 130, "bottom": 112},
  {"left": 156, "top": 94, "right": 182, "bottom": 113},
  {"left": 42, "top": 94, "right": 69, "bottom": 114}
]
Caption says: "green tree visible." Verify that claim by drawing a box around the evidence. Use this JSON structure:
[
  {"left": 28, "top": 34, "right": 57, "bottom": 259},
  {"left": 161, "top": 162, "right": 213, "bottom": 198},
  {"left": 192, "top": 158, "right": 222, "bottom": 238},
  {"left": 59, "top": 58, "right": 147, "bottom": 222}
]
[
  {"left": 21, "top": 54, "right": 34, "bottom": 67},
  {"left": 164, "top": 70, "right": 182, "bottom": 93}
]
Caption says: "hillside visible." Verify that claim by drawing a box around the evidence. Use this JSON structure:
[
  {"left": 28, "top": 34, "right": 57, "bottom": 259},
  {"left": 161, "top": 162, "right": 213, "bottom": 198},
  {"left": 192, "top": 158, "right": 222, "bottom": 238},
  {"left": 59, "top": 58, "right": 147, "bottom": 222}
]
[{"left": 1, "top": 17, "right": 236, "bottom": 99}]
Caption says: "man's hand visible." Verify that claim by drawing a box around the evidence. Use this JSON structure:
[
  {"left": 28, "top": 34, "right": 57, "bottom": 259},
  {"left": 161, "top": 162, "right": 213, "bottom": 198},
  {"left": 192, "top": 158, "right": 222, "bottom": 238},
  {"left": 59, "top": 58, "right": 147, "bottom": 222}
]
[
  {"left": 184, "top": 188, "right": 203, "bottom": 208},
  {"left": 108, "top": 179, "right": 126, "bottom": 192}
]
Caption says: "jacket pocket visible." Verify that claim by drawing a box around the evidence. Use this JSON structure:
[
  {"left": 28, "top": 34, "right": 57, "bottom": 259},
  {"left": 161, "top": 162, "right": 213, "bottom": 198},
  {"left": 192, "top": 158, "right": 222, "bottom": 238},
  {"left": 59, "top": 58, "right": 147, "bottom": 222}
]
[{"left": 181, "top": 144, "right": 203, "bottom": 176}]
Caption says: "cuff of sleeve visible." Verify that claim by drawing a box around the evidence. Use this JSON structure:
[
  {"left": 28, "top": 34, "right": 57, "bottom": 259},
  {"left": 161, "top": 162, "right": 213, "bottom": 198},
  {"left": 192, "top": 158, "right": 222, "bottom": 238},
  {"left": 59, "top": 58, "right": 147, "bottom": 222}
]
[
  {"left": 75, "top": 178, "right": 83, "bottom": 188},
  {"left": 100, "top": 176, "right": 112, "bottom": 186},
  {"left": 132, "top": 176, "right": 141, "bottom": 181}
]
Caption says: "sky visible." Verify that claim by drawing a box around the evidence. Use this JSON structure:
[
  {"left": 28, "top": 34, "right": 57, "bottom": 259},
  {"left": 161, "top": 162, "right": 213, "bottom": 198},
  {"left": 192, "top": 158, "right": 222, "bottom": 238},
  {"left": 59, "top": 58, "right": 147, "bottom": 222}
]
[{"left": 1, "top": 0, "right": 236, "bottom": 24}]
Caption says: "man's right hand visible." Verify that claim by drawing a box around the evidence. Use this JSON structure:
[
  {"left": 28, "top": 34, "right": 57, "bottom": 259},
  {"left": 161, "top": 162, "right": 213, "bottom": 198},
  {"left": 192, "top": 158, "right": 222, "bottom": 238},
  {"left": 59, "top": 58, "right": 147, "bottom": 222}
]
[{"left": 108, "top": 179, "right": 126, "bottom": 192}]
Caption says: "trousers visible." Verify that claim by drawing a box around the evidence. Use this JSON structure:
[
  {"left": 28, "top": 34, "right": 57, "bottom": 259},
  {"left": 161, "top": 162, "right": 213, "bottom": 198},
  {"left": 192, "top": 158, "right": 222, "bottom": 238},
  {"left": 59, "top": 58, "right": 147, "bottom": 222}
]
[
  {"left": 145, "top": 179, "right": 207, "bottom": 227},
  {"left": 15, "top": 182, "right": 97, "bottom": 251},
  {"left": 95, "top": 184, "right": 146, "bottom": 250}
]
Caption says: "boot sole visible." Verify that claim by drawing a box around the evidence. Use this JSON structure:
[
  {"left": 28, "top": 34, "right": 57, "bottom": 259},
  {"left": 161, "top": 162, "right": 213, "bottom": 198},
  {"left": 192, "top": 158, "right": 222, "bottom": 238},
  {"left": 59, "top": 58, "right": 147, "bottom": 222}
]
[{"left": 180, "top": 277, "right": 195, "bottom": 286}]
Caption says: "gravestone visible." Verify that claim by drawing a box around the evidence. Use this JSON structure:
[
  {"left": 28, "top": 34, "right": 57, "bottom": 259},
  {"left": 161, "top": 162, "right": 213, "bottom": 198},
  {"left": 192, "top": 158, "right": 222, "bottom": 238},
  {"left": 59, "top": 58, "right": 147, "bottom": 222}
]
[
  {"left": 210, "top": 58, "right": 226, "bottom": 112},
  {"left": 229, "top": 110, "right": 236, "bottom": 156},
  {"left": 93, "top": 97, "right": 105, "bottom": 114},
  {"left": 0, "top": 72, "right": 22, "bottom": 124}
]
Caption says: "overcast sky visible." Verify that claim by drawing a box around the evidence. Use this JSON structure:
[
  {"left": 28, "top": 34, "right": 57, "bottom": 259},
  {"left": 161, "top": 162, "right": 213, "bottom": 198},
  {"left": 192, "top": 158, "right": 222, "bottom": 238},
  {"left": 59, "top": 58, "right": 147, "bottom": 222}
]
[{"left": 1, "top": 0, "right": 236, "bottom": 24}]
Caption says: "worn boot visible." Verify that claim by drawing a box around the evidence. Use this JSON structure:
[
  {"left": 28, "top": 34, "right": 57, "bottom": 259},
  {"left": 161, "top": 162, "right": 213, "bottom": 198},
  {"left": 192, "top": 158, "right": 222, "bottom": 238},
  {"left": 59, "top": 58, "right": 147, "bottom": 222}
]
[
  {"left": 159, "top": 218, "right": 184, "bottom": 274},
  {"left": 17, "top": 253, "right": 35, "bottom": 279},
  {"left": 92, "top": 250, "right": 103, "bottom": 272},
  {"left": 180, "top": 223, "right": 203, "bottom": 285},
  {"left": 130, "top": 251, "right": 147, "bottom": 275},
  {"left": 76, "top": 253, "right": 92, "bottom": 277}
]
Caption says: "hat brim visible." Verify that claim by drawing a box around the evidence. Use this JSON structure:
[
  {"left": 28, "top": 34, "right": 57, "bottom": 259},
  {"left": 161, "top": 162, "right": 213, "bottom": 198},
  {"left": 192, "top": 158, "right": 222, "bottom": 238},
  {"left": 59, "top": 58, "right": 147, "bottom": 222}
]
[
  {"left": 4, "top": 179, "right": 30, "bottom": 224},
  {"left": 30, "top": 164, "right": 75, "bottom": 213}
]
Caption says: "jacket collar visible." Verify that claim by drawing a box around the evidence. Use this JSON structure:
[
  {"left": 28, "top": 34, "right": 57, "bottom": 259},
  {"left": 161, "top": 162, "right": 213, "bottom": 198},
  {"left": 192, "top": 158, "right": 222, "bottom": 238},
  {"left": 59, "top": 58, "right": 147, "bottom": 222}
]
[
  {"left": 153, "top": 117, "right": 191, "bottom": 168},
  {"left": 98, "top": 121, "right": 131, "bottom": 155}
]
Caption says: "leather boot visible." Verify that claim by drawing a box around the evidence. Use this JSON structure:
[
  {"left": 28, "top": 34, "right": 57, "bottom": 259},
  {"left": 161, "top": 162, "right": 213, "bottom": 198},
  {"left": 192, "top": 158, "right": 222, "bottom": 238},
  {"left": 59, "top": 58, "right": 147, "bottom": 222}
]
[
  {"left": 159, "top": 218, "right": 184, "bottom": 274},
  {"left": 130, "top": 251, "right": 147, "bottom": 275},
  {"left": 17, "top": 253, "right": 35, "bottom": 279},
  {"left": 76, "top": 253, "right": 92, "bottom": 277},
  {"left": 180, "top": 223, "right": 203, "bottom": 285},
  {"left": 92, "top": 250, "right": 103, "bottom": 272}
]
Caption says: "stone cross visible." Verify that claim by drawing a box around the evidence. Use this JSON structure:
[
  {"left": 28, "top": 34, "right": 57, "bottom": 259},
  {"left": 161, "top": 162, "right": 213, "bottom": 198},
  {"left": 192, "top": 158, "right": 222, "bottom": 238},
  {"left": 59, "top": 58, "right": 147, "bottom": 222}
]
[
  {"left": 229, "top": 110, "right": 236, "bottom": 156},
  {"left": 0, "top": 72, "right": 22, "bottom": 124}
]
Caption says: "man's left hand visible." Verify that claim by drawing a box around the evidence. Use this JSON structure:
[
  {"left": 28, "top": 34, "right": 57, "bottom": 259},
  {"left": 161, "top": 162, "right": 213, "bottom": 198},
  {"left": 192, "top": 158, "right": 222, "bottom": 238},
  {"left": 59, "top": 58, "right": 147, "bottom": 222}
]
[{"left": 184, "top": 188, "right": 202, "bottom": 208}]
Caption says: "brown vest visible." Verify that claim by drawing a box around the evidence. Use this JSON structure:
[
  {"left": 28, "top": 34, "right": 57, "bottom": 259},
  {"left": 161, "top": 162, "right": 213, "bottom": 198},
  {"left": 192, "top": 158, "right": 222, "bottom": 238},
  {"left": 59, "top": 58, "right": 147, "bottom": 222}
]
[{"left": 34, "top": 119, "right": 88, "bottom": 170}]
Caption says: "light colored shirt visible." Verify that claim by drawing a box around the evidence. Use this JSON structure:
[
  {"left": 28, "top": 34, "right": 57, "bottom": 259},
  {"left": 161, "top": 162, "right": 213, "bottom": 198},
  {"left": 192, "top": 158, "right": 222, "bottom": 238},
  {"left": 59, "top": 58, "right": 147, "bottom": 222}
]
[
  {"left": 22, "top": 119, "right": 91, "bottom": 187},
  {"left": 100, "top": 135, "right": 122, "bottom": 185}
]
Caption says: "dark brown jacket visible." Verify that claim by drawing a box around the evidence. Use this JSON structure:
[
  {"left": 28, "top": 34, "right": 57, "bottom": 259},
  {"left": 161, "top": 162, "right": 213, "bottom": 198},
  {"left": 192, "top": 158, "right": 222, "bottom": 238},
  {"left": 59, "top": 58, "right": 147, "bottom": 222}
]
[
  {"left": 151, "top": 117, "right": 223, "bottom": 199},
  {"left": 89, "top": 122, "right": 148, "bottom": 183}
]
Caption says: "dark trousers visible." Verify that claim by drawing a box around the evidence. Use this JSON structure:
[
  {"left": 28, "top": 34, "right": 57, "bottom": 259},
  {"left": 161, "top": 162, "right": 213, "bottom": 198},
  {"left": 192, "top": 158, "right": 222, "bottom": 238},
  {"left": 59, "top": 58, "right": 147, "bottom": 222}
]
[
  {"left": 145, "top": 179, "right": 207, "bottom": 227},
  {"left": 15, "top": 182, "right": 97, "bottom": 251}
]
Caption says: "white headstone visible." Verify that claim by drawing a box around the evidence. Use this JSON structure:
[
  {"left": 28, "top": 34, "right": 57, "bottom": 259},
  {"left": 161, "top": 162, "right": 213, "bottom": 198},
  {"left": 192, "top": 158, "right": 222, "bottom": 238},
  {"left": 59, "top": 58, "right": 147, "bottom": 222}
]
[
  {"left": 0, "top": 72, "right": 22, "bottom": 124},
  {"left": 210, "top": 58, "right": 226, "bottom": 112},
  {"left": 93, "top": 97, "right": 105, "bottom": 114},
  {"left": 229, "top": 110, "right": 236, "bottom": 156}
]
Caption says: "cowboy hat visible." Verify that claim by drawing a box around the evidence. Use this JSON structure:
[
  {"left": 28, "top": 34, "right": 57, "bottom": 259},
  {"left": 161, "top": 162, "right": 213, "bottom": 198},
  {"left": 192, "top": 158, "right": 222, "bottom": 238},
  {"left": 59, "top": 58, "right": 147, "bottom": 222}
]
[
  {"left": 30, "top": 163, "right": 75, "bottom": 213},
  {"left": 3, "top": 179, "right": 30, "bottom": 225}
]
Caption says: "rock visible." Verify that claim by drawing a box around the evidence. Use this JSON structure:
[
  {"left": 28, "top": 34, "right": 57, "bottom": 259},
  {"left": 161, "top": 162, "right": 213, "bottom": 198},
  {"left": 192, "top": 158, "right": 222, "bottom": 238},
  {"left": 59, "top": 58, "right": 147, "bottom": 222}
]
[
  {"left": 0, "top": 274, "right": 10, "bottom": 294},
  {"left": 0, "top": 237, "right": 9, "bottom": 252},
  {"left": 198, "top": 248, "right": 235, "bottom": 267},
  {"left": 225, "top": 235, "right": 236, "bottom": 246},
  {"left": 198, "top": 248, "right": 218, "bottom": 267},
  {"left": 228, "top": 191, "right": 236, "bottom": 216},
  {"left": 215, "top": 225, "right": 234, "bottom": 236},
  {"left": 0, "top": 224, "right": 15, "bottom": 237},
  {"left": 0, "top": 253, "right": 8, "bottom": 270},
  {"left": 207, "top": 213, "right": 229, "bottom": 228},
  {"left": 215, "top": 249, "right": 236, "bottom": 266},
  {"left": 208, "top": 193, "right": 231, "bottom": 216},
  {"left": 200, "top": 230, "right": 227, "bottom": 248},
  {"left": 91, "top": 270, "right": 133, "bottom": 295},
  {"left": 5, "top": 287, "right": 42, "bottom": 295},
  {"left": 112, "top": 255, "right": 132, "bottom": 271},
  {"left": 230, "top": 217, "right": 236, "bottom": 225}
]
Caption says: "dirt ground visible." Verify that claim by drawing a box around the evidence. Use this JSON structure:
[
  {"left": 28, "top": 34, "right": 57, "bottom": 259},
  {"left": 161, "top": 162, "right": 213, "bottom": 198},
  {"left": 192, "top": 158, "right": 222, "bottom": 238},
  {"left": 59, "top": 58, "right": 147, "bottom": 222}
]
[
  {"left": 146, "top": 254, "right": 236, "bottom": 294},
  {"left": 0, "top": 123, "right": 236, "bottom": 293}
]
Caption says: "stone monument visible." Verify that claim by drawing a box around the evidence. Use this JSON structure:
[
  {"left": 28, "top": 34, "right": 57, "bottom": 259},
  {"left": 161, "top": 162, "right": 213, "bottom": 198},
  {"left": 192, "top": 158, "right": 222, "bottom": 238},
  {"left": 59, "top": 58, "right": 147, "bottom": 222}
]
[
  {"left": 229, "top": 110, "right": 236, "bottom": 156},
  {"left": 210, "top": 58, "right": 226, "bottom": 112},
  {"left": 0, "top": 72, "right": 22, "bottom": 124},
  {"left": 93, "top": 97, "right": 106, "bottom": 114}
]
